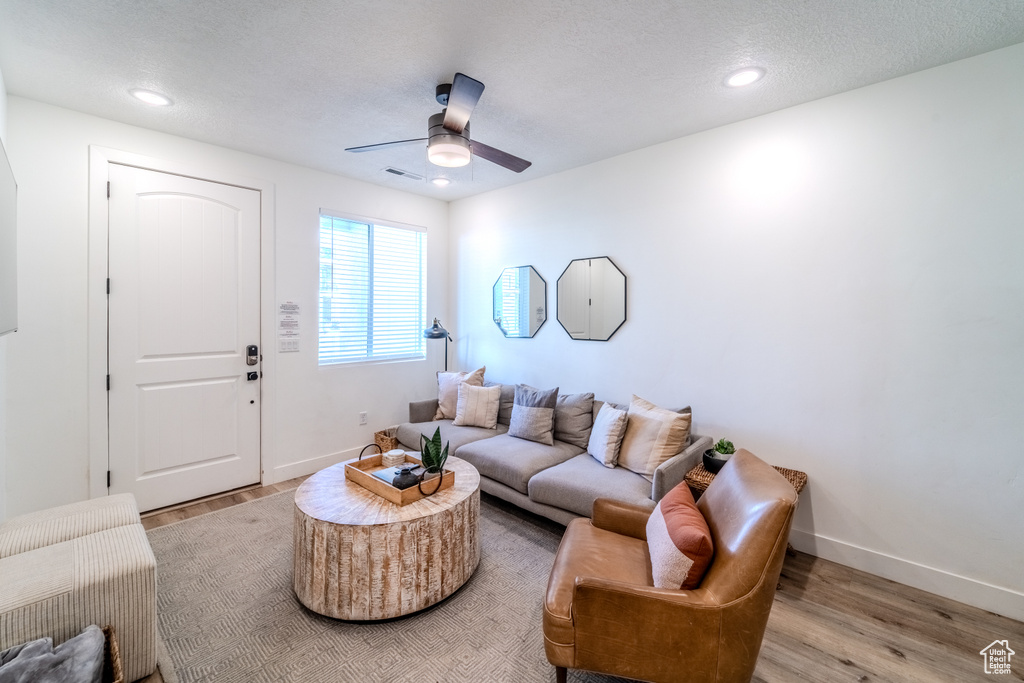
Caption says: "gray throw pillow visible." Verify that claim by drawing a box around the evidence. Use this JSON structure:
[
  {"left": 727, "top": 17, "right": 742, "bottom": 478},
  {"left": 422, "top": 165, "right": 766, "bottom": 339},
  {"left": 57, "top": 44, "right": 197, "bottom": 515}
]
[
  {"left": 485, "top": 381, "right": 516, "bottom": 425},
  {"left": 508, "top": 384, "right": 559, "bottom": 446},
  {"left": 554, "top": 392, "right": 595, "bottom": 448}
]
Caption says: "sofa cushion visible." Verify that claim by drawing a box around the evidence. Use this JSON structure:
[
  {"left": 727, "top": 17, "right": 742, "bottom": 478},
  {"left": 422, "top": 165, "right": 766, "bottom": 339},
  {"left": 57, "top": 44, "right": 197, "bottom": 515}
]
[
  {"left": 453, "top": 383, "right": 501, "bottom": 429},
  {"left": 554, "top": 393, "right": 595, "bottom": 449},
  {"left": 396, "top": 420, "right": 508, "bottom": 456},
  {"left": 646, "top": 481, "right": 713, "bottom": 590},
  {"left": 587, "top": 403, "right": 629, "bottom": 468},
  {"left": 456, "top": 434, "right": 582, "bottom": 494},
  {"left": 618, "top": 395, "right": 692, "bottom": 481},
  {"left": 0, "top": 494, "right": 140, "bottom": 559},
  {"left": 434, "top": 367, "right": 486, "bottom": 420},
  {"left": 508, "top": 384, "right": 559, "bottom": 446},
  {"left": 485, "top": 382, "right": 516, "bottom": 426},
  {"left": 528, "top": 454, "right": 656, "bottom": 518}
]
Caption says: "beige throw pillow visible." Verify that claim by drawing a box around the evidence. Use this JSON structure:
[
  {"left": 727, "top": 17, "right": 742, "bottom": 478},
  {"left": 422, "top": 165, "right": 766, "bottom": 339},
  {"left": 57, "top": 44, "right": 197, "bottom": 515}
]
[
  {"left": 453, "top": 383, "right": 501, "bottom": 429},
  {"left": 587, "top": 403, "right": 628, "bottom": 468},
  {"left": 434, "top": 366, "right": 486, "bottom": 420},
  {"left": 617, "top": 395, "right": 692, "bottom": 481}
]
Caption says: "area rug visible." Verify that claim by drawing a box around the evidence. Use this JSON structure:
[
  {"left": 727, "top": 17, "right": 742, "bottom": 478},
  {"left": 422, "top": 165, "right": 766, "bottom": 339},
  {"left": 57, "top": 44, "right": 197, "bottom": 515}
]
[{"left": 146, "top": 491, "right": 624, "bottom": 682}]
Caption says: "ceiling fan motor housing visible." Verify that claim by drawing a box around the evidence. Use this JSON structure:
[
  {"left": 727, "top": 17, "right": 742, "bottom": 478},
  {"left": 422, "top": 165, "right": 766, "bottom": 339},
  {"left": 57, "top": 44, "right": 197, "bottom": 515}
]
[{"left": 427, "top": 112, "right": 472, "bottom": 167}]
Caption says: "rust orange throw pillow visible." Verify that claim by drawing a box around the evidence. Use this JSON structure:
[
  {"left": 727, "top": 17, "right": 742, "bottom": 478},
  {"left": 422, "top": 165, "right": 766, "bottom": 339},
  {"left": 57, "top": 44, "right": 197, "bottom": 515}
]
[{"left": 646, "top": 481, "right": 714, "bottom": 589}]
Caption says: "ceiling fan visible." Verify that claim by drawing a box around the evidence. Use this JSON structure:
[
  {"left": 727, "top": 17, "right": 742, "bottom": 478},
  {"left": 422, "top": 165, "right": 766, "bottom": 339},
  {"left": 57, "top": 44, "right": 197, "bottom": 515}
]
[{"left": 345, "top": 73, "right": 532, "bottom": 174}]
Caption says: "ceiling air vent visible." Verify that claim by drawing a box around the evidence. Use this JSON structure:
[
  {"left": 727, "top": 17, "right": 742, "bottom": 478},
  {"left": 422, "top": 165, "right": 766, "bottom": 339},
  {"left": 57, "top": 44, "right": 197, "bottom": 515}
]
[{"left": 383, "top": 167, "right": 424, "bottom": 181}]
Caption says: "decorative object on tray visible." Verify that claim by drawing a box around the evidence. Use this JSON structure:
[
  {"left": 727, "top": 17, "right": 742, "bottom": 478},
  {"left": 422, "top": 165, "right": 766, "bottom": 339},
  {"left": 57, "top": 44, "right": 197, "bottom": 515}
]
[
  {"left": 382, "top": 448, "right": 407, "bottom": 468},
  {"left": 392, "top": 466, "right": 423, "bottom": 490},
  {"left": 346, "top": 441, "right": 455, "bottom": 505},
  {"left": 374, "top": 427, "right": 399, "bottom": 453},
  {"left": 419, "top": 427, "right": 450, "bottom": 494},
  {"left": 702, "top": 438, "right": 736, "bottom": 473}
]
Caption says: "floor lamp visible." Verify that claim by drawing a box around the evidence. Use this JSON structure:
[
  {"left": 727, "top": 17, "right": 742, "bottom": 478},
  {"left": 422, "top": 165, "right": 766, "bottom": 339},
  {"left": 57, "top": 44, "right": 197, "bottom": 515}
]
[{"left": 424, "top": 318, "right": 452, "bottom": 372}]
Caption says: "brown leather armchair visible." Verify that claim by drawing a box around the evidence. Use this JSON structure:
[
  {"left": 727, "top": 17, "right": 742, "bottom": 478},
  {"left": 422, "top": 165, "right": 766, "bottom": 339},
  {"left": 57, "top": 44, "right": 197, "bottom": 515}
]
[{"left": 543, "top": 449, "right": 799, "bottom": 683}]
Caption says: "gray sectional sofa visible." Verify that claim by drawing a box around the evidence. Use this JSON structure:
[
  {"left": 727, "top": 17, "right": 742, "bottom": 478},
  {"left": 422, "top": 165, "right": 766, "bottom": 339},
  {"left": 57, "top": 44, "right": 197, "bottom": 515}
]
[{"left": 396, "top": 384, "right": 711, "bottom": 526}]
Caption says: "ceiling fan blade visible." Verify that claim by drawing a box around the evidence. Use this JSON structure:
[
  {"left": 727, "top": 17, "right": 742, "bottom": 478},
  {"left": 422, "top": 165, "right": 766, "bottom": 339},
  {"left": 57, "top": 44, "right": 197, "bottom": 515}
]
[
  {"left": 470, "top": 141, "right": 532, "bottom": 173},
  {"left": 442, "top": 73, "right": 484, "bottom": 133},
  {"left": 345, "top": 138, "right": 427, "bottom": 153}
]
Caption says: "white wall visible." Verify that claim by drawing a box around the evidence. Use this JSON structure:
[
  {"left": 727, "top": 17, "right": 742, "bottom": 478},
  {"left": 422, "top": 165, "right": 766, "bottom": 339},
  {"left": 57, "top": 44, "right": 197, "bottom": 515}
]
[
  {"left": 450, "top": 42, "right": 1024, "bottom": 620},
  {"left": 0, "top": 64, "right": 8, "bottom": 522},
  {"left": 4, "top": 97, "right": 448, "bottom": 517}
]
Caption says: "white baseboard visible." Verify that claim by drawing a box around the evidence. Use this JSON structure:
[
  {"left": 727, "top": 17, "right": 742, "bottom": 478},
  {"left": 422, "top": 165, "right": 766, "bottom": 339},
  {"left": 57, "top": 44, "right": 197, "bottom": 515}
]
[
  {"left": 269, "top": 446, "right": 361, "bottom": 484},
  {"left": 789, "top": 528, "right": 1024, "bottom": 622}
]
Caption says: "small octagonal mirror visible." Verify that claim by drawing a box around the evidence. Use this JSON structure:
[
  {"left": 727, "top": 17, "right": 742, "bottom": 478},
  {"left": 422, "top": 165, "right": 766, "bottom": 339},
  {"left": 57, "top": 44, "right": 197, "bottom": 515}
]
[
  {"left": 493, "top": 266, "right": 547, "bottom": 338},
  {"left": 557, "top": 257, "right": 626, "bottom": 341}
]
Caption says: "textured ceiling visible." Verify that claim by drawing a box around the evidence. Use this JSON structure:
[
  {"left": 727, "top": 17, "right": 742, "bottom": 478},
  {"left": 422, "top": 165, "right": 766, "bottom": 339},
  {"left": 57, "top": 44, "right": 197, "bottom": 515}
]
[{"left": 1, "top": 0, "right": 1023, "bottom": 200}]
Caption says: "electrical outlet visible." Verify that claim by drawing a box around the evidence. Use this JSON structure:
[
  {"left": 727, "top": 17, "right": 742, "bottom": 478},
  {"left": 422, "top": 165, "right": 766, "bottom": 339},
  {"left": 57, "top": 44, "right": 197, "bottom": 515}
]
[{"left": 359, "top": 411, "right": 368, "bottom": 426}]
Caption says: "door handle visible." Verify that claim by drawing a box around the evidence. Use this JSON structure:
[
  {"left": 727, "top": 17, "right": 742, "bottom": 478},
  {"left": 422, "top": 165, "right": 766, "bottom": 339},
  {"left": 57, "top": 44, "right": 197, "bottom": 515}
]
[
  {"left": 246, "top": 344, "right": 259, "bottom": 366},
  {"left": 247, "top": 371, "right": 259, "bottom": 381}
]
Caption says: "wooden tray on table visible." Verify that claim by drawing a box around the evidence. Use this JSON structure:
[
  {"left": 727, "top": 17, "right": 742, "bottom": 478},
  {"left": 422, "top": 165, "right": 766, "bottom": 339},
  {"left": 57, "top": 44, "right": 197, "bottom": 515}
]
[{"left": 344, "top": 452, "right": 454, "bottom": 506}]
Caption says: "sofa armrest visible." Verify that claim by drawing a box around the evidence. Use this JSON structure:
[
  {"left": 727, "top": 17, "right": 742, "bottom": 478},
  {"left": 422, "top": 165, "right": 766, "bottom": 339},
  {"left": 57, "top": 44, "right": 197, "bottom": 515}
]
[
  {"left": 591, "top": 499, "right": 653, "bottom": 541},
  {"left": 409, "top": 399, "right": 439, "bottom": 423},
  {"left": 651, "top": 434, "right": 712, "bottom": 502}
]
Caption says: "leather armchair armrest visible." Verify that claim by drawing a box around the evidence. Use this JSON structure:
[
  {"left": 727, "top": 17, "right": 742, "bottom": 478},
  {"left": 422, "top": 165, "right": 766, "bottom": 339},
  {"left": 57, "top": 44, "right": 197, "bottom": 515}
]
[
  {"left": 652, "top": 434, "right": 712, "bottom": 502},
  {"left": 574, "top": 575, "right": 716, "bottom": 608},
  {"left": 591, "top": 499, "right": 653, "bottom": 541},
  {"left": 409, "top": 399, "right": 439, "bottom": 423}
]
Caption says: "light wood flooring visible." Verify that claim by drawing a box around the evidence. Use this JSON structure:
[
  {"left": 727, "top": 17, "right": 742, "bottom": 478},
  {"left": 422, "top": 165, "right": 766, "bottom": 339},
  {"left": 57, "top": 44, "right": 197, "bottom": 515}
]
[
  {"left": 140, "top": 475, "right": 311, "bottom": 531},
  {"left": 143, "top": 481, "right": 1024, "bottom": 682}
]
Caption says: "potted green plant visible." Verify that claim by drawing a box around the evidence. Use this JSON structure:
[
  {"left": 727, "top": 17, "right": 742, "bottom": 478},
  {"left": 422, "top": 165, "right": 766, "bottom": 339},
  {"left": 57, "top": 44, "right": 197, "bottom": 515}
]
[
  {"left": 419, "top": 427, "right": 450, "bottom": 480},
  {"left": 703, "top": 438, "right": 736, "bottom": 473}
]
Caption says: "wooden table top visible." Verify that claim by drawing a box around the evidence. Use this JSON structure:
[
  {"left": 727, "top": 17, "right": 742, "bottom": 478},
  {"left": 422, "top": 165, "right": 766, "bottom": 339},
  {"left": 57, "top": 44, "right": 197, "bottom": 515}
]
[{"left": 294, "top": 455, "right": 480, "bottom": 526}]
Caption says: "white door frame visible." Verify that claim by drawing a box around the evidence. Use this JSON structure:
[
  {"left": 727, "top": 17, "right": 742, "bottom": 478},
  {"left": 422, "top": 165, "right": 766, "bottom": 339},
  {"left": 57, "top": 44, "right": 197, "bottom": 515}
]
[{"left": 87, "top": 146, "right": 277, "bottom": 500}]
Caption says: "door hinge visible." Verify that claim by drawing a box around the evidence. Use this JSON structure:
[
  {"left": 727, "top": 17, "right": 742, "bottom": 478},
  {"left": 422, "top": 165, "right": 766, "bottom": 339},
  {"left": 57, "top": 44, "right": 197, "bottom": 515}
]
[
  {"left": 106, "top": 470, "right": 111, "bottom": 488},
  {"left": 106, "top": 181, "right": 110, "bottom": 199},
  {"left": 106, "top": 278, "right": 110, "bottom": 295},
  {"left": 106, "top": 374, "right": 110, "bottom": 391}
]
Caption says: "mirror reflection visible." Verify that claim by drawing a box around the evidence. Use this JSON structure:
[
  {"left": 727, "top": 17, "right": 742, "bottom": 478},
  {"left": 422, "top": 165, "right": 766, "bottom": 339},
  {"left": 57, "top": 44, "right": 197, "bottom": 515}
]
[
  {"left": 493, "top": 266, "right": 547, "bottom": 338},
  {"left": 556, "top": 257, "right": 626, "bottom": 341}
]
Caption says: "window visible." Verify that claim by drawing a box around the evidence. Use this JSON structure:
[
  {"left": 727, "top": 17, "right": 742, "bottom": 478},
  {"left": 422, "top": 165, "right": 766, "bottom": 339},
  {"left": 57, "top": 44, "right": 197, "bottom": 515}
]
[{"left": 318, "top": 213, "right": 426, "bottom": 365}]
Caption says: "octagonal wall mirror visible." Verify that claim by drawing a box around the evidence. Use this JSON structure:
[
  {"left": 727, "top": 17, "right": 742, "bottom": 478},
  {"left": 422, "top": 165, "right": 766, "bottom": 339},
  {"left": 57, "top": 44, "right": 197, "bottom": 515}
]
[
  {"left": 557, "top": 257, "right": 626, "bottom": 341},
  {"left": 493, "top": 265, "right": 547, "bottom": 338}
]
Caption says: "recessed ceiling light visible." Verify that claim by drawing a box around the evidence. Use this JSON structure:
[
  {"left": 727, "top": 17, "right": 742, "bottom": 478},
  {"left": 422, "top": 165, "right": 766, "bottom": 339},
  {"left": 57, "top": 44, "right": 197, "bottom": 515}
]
[
  {"left": 129, "top": 88, "right": 172, "bottom": 106},
  {"left": 431, "top": 178, "right": 451, "bottom": 187},
  {"left": 725, "top": 68, "right": 765, "bottom": 88}
]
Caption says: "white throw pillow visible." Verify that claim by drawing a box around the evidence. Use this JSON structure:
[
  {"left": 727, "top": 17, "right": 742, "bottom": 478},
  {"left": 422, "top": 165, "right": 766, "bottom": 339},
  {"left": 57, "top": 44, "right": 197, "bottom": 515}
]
[
  {"left": 434, "top": 366, "right": 485, "bottom": 420},
  {"left": 453, "top": 383, "right": 501, "bottom": 429},
  {"left": 587, "top": 403, "right": 629, "bottom": 468},
  {"left": 617, "top": 395, "right": 692, "bottom": 480}
]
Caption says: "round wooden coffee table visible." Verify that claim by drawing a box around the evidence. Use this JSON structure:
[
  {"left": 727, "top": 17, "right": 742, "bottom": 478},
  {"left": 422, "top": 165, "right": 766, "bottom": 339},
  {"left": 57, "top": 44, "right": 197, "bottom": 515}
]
[{"left": 293, "top": 455, "right": 480, "bottom": 620}]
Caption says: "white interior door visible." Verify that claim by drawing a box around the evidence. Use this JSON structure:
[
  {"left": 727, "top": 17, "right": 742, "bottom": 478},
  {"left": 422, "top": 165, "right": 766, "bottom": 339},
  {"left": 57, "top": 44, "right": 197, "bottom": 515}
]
[{"left": 107, "top": 164, "right": 261, "bottom": 512}]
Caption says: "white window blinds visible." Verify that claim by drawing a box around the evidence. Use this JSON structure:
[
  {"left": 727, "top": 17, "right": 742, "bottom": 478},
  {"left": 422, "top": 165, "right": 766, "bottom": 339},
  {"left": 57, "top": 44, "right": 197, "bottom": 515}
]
[{"left": 319, "top": 213, "right": 426, "bottom": 365}]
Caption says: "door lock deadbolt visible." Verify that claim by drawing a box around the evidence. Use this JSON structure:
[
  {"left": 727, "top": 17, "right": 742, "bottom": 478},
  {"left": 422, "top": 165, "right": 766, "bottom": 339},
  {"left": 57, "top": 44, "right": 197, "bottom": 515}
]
[{"left": 246, "top": 344, "right": 259, "bottom": 366}]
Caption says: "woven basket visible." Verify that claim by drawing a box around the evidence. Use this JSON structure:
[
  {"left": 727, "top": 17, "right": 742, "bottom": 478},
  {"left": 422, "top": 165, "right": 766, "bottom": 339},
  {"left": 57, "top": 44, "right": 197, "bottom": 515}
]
[
  {"left": 102, "top": 626, "right": 124, "bottom": 683},
  {"left": 685, "top": 462, "right": 807, "bottom": 495},
  {"left": 374, "top": 427, "right": 399, "bottom": 453}
]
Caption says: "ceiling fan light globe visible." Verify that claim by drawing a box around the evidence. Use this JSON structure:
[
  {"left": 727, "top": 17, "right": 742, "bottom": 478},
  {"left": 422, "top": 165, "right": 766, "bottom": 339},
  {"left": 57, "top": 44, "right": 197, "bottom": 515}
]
[{"left": 428, "top": 139, "right": 472, "bottom": 168}]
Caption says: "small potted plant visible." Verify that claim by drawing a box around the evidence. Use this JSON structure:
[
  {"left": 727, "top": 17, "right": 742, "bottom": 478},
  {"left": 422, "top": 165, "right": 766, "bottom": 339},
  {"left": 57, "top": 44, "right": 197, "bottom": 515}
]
[
  {"left": 703, "top": 438, "right": 736, "bottom": 473},
  {"left": 419, "top": 427, "right": 450, "bottom": 481}
]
